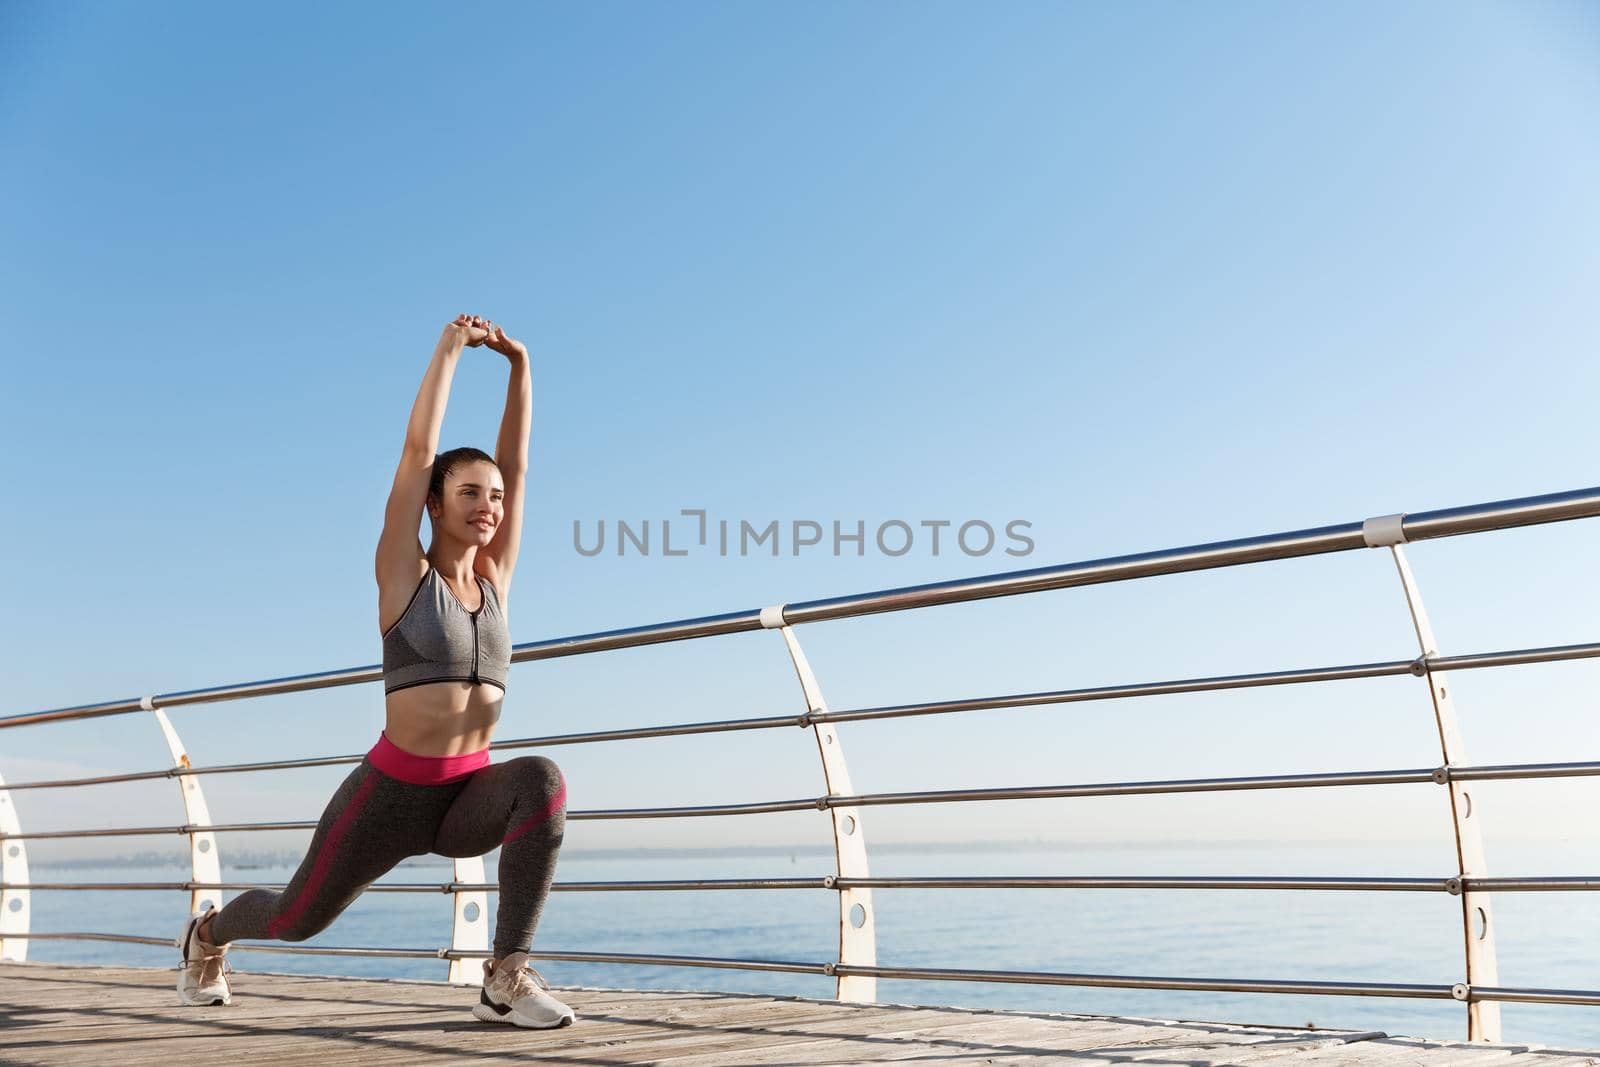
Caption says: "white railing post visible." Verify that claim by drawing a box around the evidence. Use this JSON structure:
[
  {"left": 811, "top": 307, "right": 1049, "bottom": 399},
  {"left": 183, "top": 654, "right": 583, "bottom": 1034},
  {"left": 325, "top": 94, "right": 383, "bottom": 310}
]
[
  {"left": 149, "top": 701, "right": 224, "bottom": 919},
  {"left": 447, "top": 856, "right": 490, "bottom": 983},
  {"left": 1365, "top": 515, "right": 1502, "bottom": 1042},
  {"left": 761, "top": 603, "right": 878, "bottom": 1003},
  {"left": 0, "top": 771, "right": 29, "bottom": 961}
]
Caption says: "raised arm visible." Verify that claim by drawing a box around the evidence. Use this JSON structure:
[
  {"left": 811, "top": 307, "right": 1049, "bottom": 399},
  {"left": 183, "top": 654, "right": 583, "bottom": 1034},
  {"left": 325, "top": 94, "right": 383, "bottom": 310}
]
[
  {"left": 477, "top": 322, "right": 533, "bottom": 596},
  {"left": 375, "top": 316, "right": 489, "bottom": 593}
]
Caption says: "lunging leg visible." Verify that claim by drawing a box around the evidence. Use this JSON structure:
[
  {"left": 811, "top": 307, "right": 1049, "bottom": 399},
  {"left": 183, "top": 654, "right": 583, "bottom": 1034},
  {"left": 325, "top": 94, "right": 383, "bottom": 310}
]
[{"left": 433, "top": 755, "right": 568, "bottom": 958}]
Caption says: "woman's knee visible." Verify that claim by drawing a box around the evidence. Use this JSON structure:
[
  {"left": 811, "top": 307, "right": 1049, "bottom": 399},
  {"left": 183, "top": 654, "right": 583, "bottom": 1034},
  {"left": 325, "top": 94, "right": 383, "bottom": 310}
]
[{"left": 506, "top": 755, "right": 566, "bottom": 804}]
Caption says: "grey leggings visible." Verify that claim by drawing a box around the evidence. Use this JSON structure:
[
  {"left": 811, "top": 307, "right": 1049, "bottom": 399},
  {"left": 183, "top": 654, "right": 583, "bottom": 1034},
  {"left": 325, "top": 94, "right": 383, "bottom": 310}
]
[{"left": 206, "top": 754, "right": 567, "bottom": 958}]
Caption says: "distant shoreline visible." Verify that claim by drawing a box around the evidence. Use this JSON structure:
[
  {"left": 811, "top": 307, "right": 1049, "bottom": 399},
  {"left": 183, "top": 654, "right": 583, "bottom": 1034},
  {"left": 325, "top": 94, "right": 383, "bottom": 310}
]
[{"left": 27, "top": 837, "right": 1451, "bottom": 869}]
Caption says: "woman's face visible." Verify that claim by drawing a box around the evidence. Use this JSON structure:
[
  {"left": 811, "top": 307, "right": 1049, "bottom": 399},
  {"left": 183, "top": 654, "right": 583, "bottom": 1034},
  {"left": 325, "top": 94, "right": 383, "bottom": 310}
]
[{"left": 431, "top": 461, "right": 505, "bottom": 546}]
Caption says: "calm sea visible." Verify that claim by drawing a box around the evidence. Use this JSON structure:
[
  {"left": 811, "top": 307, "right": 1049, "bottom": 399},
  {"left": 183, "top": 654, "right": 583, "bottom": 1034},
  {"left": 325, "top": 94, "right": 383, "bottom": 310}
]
[{"left": 16, "top": 842, "right": 1600, "bottom": 1049}]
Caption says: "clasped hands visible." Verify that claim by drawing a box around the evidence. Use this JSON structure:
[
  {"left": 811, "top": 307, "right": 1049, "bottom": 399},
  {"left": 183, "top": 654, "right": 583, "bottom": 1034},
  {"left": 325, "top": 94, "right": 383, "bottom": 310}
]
[{"left": 446, "top": 313, "right": 527, "bottom": 361}]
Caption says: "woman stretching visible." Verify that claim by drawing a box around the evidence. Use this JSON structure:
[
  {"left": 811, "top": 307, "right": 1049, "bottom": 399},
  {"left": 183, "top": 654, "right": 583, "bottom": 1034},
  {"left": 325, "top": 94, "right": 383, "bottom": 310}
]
[{"left": 174, "top": 314, "right": 575, "bottom": 1029}]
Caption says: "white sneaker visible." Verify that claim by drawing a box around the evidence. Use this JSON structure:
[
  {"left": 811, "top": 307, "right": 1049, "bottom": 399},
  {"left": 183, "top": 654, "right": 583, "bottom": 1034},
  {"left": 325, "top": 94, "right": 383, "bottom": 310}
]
[
  {"left": 176, "top": 908, "right": 232, "bottom": 1006},
  {"left": 473, "top": 952, "right": 576, "bottom": 1028}
]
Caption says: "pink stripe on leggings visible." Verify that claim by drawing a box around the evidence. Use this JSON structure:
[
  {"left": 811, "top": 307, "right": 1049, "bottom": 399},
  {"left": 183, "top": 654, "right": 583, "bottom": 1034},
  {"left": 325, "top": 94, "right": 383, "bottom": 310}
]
[
  {"left": 268, "top": 770, "right": 380, "bottom": 940},
  {"left": 503, "top": 774, "right": 567, "bottom": 845}
]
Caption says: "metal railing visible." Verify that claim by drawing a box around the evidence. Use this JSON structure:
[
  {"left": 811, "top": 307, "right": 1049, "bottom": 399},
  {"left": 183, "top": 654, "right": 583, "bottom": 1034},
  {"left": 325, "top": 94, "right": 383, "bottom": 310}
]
[{"left": 5, "top": 486, "right": 1600, "bottom": 1040}]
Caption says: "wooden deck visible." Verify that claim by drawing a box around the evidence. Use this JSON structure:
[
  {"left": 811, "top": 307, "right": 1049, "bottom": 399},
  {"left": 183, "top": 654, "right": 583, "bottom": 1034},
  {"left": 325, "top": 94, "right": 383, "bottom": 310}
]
[{"left": 2, "top": 961, "right": 1596, "bottom": 1066}]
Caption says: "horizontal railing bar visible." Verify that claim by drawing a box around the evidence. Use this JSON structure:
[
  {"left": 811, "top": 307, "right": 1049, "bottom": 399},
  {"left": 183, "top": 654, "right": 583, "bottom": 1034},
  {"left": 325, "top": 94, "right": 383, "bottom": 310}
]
[
  {"left": 489, "top": 713, "right": 810, "bottom": 751},
  {"left": 1401, "top": 487, "right": 1600, "bottom": 541},
  {"left": 0, "top": 876, "right": 1450, "bottom": 893},
  {"left": 812, "top": 660, "right": 1422, "bottom": 727},
  {"left": 7, "top": 639, "right": 1600, "bottom": 794},
  {"left": 13, "top": 760, "right": 1600, "bottom": 839},
  {"left": 6, "top": 486, "right": 1597, "bottom": 734},
  {"left": 561, "top": 769, "right": 1444, "bottom": 825},
  {"left": 0, "top": 667, "right": 383, "bottom": 731},
  {"left": 828, "top": 759, "right": 1600, "bottom": 808},
  {"left": 174, "top": 753, "right": 370, "bottom": 777},
  {"left": 15, "top": 931, "right": 1600, "bottom": 1005},
  {"left": 833, "top": 964, "right": 1457, "bottom": 1000},
  {"left": 0, "top": 826, "right": 187, "bottom": 841},
  {"left": 0, "top": 931, "right": 441, "bottom": 958},
  {"left": 3, "top": 932, "right": 177, "bottom": 948},
  {"left": 838, "top": 875, "right": 1600, "bottom": 892},
  {"left": 0, "top": 821, "right": 318, "bottom": 841},
  {"left": 2, "top": 932, "right": 828, "bottom": 971},
  {"left": 498, "top": 761, "right": 1541, "bottom": 828},
  {"left": 1449, "top": 762, "right": 1600, "bottom": 782},
  {"left": 0, "top": 754, "right": 370, "bottom": 792},
  {"left": 780, "top": 486, "right": 1600, "bottom": 628},
  {"left": 1430, "top": 641, "right": 1600, "bottom": 673},
  {"left": 0, "top": 877, "right": 830, "bottom": 893},
  {"left": 0, "top": 881, "right": 452, "bottom": 893},
  {"left": 1472, "top": 986, "right": 1600, "bottom": 1007},
  {"left": 1, "top": 768, "right": 176, "bottom": 791},
  {"left": 1466, "top": 878, "right": 1600, "bottom": 891},
  {"left": 0, "top": 882, "right": 212, "bottom": 892},
  {"left": 0, "top": 717, "right": 810, "bottom": 792},
  {"left": 571, "top": 799, "right": 821, "bottom": 820},
  {"left": 577, "top": 760, "right": 1600, "bottom": 816},
  {"left": 501, "top": 877, "right": 826, "bottom": 891},
  {"left": 223, "top": 944, "right": 444, "bottom": 959},
  {"left": 0, "top": 698, "right": 146, "bottom": 732},
  {"left": 14, "top": 875, "right": 1600, "bottom": 894},
  {"left": 835, "top": 876, "right": 1452, "bottom": 891},
  {"left": 512, "top": 610, "right": 769, "bottom": 662},
  {"left": 442, "top": 948, "right": 826, "bottom": 974},
  {"left": 833, "top": 769, "right": 1438, "bottom": 809}
]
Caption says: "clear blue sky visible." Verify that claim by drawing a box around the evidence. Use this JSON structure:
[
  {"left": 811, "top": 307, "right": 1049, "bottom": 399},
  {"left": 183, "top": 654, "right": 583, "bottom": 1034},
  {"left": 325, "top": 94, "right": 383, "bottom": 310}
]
[{"left": 1, "top": 1, "right": 1598, "bottom": 860}]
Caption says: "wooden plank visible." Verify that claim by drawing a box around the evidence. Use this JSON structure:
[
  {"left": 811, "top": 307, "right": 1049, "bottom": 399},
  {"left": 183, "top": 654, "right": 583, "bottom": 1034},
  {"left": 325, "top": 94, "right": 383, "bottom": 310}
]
[
  {"left": 862, "top": 1017, "right": 1324, "bottom": 1062},
  {"left": 1373, "top": 1040, "right": 1542, "bottom": 1066},
  {"left": 1228, "top": 1036, "right": 1535, "bottom": 1067},
  {"left": 540, "top": 1000, "right": 870, "bottom": 1061},
  {"left": 1520, "top": 1053, "right": 1600, "bottom": 1067},
  {"left": 710, "top": 1011, "right": 1357, "bottom": 1067},
  {"left": 1174, "top": 1036, "right": 1396, "bottom": 1067},
  {"left": 655, "top": 1010, "right": 1321, "bottom": 1065},
  {"left": 1099, "top": 1026, "right": 1386, "bottom": 1063},
  {"left": 659, "top": 1021, "right": 1104, "bottom": 1065},
  {"left": 587, "top": 1004, "right": 982, "bottom": 1064}
]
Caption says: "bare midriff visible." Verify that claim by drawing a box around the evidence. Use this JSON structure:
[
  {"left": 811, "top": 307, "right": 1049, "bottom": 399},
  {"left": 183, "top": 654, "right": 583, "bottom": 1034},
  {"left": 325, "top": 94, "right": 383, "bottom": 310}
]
[{"left": 383, "top": 680, "right": 503, "bottom": 756}]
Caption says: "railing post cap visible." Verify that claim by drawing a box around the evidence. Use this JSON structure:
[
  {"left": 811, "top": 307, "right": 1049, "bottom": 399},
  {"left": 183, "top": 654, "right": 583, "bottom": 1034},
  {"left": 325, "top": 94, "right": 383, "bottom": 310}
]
[
  {"left": 759, "top": 604, "right": 787, "bottom": 629},
  {"left": 1362, "top": 513, "right": 1408, "bottom": 547}
]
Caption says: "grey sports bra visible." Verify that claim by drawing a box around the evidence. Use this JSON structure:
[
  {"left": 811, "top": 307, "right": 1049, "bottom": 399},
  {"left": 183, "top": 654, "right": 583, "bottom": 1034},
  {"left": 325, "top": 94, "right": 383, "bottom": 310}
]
[{"left": 381, "top": 566, "right": 512, "bottom": 694}]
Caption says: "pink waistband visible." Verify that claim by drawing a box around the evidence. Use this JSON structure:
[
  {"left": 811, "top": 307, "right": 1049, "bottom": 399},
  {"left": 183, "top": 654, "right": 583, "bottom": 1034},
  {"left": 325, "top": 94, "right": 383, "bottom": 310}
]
[{"left": 367, "top": 731, "right": 490, "bottom": 785}]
